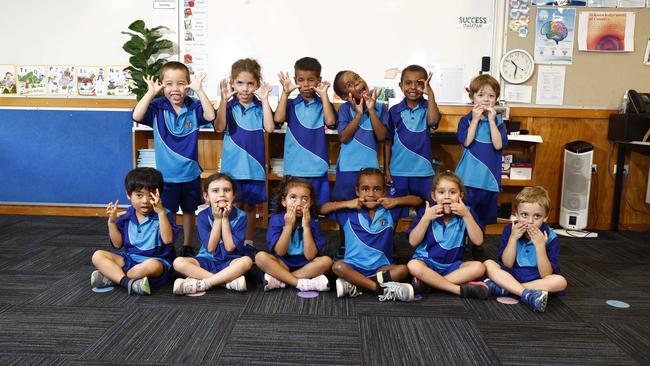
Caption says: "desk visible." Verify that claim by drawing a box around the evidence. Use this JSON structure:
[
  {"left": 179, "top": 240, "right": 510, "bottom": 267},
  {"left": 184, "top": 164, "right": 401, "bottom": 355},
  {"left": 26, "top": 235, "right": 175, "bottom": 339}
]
[{"left": 611, "top": 141, "right": 650, "bottom": 231}]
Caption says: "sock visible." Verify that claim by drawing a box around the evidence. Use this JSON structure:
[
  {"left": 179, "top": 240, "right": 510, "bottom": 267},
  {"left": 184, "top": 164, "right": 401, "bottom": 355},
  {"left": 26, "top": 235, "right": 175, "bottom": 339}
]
[
  {"left": 198, "top": 279, "right": 209, "bottom": 291},
  {"left": 374, "top": 282, "right": 385, "bottom": 295},
  {"left": 376, "top": 270, "right": 392, "bottom": 284},
  {"left": 244, "top": 240, "right": 254, "bottom": 246},
  {"left": 296, "top": 278, "right": 307, "bottom": 291},
  {"left": 119, "top": 276, "right": 130, "bottom": 289}
]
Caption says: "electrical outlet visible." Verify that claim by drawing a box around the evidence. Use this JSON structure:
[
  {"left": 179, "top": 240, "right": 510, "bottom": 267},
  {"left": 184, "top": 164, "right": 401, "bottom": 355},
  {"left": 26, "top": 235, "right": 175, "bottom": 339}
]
[
  {"left": 613, "top": 164, "right": 630, "bottom": 175},
  {"left": 591, "top": 164, "right": 597, "bottom": 174}
]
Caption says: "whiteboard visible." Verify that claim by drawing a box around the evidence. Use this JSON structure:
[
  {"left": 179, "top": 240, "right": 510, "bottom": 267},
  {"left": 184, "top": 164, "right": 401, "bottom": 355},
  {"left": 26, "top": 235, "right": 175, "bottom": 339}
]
[{"left": 179, "top": 0, "right": 497, "bottom": 105}]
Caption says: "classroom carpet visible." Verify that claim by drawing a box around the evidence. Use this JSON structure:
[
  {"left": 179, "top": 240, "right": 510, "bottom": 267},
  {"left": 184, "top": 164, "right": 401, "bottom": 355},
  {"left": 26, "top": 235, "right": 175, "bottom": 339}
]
[{"left": 0, "top": 214, "right": 649, "bottom": 366}]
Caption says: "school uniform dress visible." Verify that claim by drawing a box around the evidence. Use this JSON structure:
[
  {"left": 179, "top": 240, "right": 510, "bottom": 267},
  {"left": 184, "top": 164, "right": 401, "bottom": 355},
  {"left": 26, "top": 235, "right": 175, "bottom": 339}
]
[
  {"left": 455, "top": 112, "right": 508, "bottom": 227},
  {"left": 266, "top": 212, "right": 325, "bottom": 269},
  {"left": 137, "top": 96, "right": 213, "bottom": 214},
  {"left": 408, "top": 207, "right": 480, "bottom": 275},
  {"left": 221, "top": 97, "right": 267, "bottom": 204},
  {"left": 497, "top": 223, "right": 560, "bottom": 283},
  {"left": 112, "top": 206, "right": 179, "bottom": 287},
  {"left": 387, "top": 98, "right": 435, "bottom": 202},
  {"left": 330, "top": 207, "right": 400, "bottom": 277},
  {"left": 283, "top": 95, "right": 331, "bottom": 205},
  {"left": 194, "top": 206, "right": 248, "bottom": 273},
  {"left": 332, "top": 102, "right": 388, "bottom": 200}
]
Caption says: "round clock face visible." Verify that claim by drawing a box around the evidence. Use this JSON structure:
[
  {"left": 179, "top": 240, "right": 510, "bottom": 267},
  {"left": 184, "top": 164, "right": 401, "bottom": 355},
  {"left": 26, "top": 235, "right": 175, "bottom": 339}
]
[{"left": 500, "top": 49, "right": 534, "bottom": 84}]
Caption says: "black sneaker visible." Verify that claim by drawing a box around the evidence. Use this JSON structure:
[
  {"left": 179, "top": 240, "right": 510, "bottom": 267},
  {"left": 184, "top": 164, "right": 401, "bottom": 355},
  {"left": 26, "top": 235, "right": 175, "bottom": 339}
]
[
  {"left": 460, "top": 283, "right": 489, "bottom": 300},
  {"left": 179, "top": 245, "right": 196, "bottom": 257},
  {"left": 411, "top": 277, "right": 430, "bottom": 294}
]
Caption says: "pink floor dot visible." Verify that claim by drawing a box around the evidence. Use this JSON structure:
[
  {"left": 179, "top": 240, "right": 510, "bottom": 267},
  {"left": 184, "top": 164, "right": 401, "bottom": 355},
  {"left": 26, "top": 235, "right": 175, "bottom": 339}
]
[
  {"left": 186, "top": 291, "right": 206, "bottom": 297},
  {"left": 496, "top": 296, "right": 519, "bottom": 305},
  {"left": 297, "top": 291, "right": 319, "bottom": 298}
]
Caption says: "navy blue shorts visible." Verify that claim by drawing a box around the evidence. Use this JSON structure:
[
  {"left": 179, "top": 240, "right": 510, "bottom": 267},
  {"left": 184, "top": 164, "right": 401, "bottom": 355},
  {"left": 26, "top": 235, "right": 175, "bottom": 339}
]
[
  {"left": 332, "top": 169, "right": 359, "bottom": 201},
  {"left": 236, "top": 180, "right": 267, "bottom": 205},
  {"left": 298, "top": 174, "right": 331, "bottom": 206},
  {"left": 500, "top": 264, "right": 542, "bottom": 283},
  {"left": 388, "top": 175, "right": 432, "bottom": 218},
  {"left": 117, "top": 252, "right": 172, "bottom": 288},
  {"left": 412, "top": 257, "right": 462, "bottom": 276},
  {"left": 162, "top": 177, "right": 202, "bottom": 214},
  {"left": 195, "top": 255, "right": 236, "bottom": 274},
  {"left": 463, "top": 186, "right": 497, "bottom": 229}
]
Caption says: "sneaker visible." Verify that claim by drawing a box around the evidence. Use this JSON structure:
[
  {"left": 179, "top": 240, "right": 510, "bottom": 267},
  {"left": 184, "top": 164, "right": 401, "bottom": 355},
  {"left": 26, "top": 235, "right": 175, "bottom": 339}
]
[
  {"left": 128, "top": 277, "right": 150, "bottom": 295},
  {"left": 460, "top": 283, "right": 489, "bottom": 300},
  {"left": 297, "top": 275, "right": 330, "bottom": 292},
  {"left": 411, "top": 277, "right": 430, "bottom": 294},
  {"left": 179, "top": 246, "right": 196, "bottom": 257},
  {"left": 173, "top": 278, "right": 199, "bottom": 295},
  {"left": 483, "top": 279, "right": 510, "bottom": 297},
  {"left": 336, "top": 278, "right": 362, "bottom": 298},
  {"left": 90, "top": 270, "right": 115, "bottom": 288},
  {"left": 225, "top": 276, "right": 247, "bottom": 292},
  {"left": 378, "top": 282, "right": 414, "bottom": 302},
  {"left": 521, "top": 289, "right": 549, "bottom": 312},
  {"left": 263, "top": 273, "right": 286, "bottom": 292}
]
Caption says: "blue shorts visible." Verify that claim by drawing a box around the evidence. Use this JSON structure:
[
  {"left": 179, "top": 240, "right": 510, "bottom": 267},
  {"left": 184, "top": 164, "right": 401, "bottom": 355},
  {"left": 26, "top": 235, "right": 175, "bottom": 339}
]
[
  {"left": 463, "top": 187, "right": 497, "bottom": 229},
  {"left": 332, "top": 169, "right": 358, "bottom": 200},
  {"left": 500, "top": 264, "right": 542, "bottom": 283},
  {"left": 413, "top": 257, "right": 462, "bottom": 276},
  {"left": 388, "top": 175, "right": 432, "bottom": 218},
  {"left": 236, "top": 180, "right": 267, "bottom": 205},
  {"left": 162, "top": 177, "right": 202, "bottom": 214},
  {"left": 117, "top": 252, "right": 172, "bottom": 288},
  {"left": 297, "top": 174, "right": 330, "bottom": 206},
  {"left": 195, "top": 254, "right": 236, "bottom": 274}
]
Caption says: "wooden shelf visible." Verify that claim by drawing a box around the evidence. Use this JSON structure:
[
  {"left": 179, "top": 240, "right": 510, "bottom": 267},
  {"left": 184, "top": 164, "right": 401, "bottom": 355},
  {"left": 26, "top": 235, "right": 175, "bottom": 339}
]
[
  {"left": 502, "top": 179, "right": 533, "bottom": 187},
  {"left": 268, "top": 172, "right": 337, "bottom": 182}
]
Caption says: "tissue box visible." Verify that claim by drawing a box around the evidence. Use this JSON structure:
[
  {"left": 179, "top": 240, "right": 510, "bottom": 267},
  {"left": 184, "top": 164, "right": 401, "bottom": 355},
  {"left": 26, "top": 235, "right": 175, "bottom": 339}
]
[{"left": 509, "top": 163, "right": 532, "bottom": 180}]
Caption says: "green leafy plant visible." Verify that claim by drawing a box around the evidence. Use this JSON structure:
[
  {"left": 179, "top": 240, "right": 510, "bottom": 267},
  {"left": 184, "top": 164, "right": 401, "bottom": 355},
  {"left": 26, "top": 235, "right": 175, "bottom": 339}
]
[{"left": 122, "top": 20, "right": 174, "bottom": 100}]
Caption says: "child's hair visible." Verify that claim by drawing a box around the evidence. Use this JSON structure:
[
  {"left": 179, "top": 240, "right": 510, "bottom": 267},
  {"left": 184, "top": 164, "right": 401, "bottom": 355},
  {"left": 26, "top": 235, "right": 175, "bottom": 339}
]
[
  {"left": 202, "top": 172, "right": 237, "bottom": 196},
  {"left": 294, "top": 57, "right": 321, "bottom": 74},
  {"left": 230, "top": 58, "right": 262, "bottom": 82},
  {"left": 159, "top": 61, "right": 191, "bottom": 83},
  {"left": 431, "top": 170, "right": 465, "bottom": 195},
  {"left": 514, "top": 186, "right": 551, "bottom": 216},
  {"left": 124, "top": 167, "right": 164, "bottom": 195},
  {"left": 271, "top": 176, "right": 318, "bottom": 216},
  {"left": 356, "top": 168, "right": 386, "bottom": 189},
  {"left": 332, "top": 70, "right": 350, "bottom": 98},
  {"left": 468, "top": 74, "right": 500, "bottom": 99},
  {"left": 400, "top": 64, "right": 427, "bottom": 82}
]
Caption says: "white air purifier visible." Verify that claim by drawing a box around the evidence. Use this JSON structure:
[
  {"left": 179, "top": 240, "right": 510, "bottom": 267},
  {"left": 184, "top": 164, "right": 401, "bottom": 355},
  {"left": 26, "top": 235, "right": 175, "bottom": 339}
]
[{"left": 559, "top": 141, "right": 594, "bottom": 231}]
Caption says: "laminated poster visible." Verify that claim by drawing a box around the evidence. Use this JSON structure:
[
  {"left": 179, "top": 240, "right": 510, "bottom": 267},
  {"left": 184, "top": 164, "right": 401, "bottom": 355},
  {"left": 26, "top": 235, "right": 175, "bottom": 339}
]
[
  {"left": 77, "top": 66, "right": 107, "bottom": 96},
  {"left": 17, "top": 65, "right": 47, "bottom": 95},
  {"left": 47, "top": 65, "right": 76, "bottom": 95},
  {"left": 578, "top": 12, "right": 635, "bottom": 52},
  {"left": 106, "top": 66, "right": 133, "bottom": 96},
  {"left": 0, "top": 65, "right": 17, "bottom": 94},
  {"left": 534, "top": 7, "right": 576, "bottom": 64}
]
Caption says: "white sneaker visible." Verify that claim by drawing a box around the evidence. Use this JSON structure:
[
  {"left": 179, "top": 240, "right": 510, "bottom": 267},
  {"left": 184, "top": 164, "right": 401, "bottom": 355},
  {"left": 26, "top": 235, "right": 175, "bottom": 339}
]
[
  {"left": 263, "top": 273, "right": 286, "bottom": 292},
  {"left": 173, "top": 278, "right": 199, "bottom": 295},
  {"left": 378, "top": 282, "right": 414, "bottom": 302},
  {"left": 296, "top": 275, "right": 330, "bottom": 292},
  {"left": 90, "top": 270, "right": 115, "bottom": 288},
  {"left": 335, "top": 278, "right": 362, "bottom": 298},
  {"left": 225, "top": 275, "right": 247, "bottom": 292}
]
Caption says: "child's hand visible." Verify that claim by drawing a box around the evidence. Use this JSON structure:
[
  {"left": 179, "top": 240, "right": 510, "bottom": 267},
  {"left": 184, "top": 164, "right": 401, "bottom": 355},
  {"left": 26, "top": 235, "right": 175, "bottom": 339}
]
[
  {"left": 256, "top": 82, "right": 272, "bottom": 100},
  {"left": 377, "top": 197, "right": 397, "bottom": 209},
  {"left": 313, "top": 81, "right": 331, "bottom": 97},
  {"left": 278, "top": 72, "right": 298, "bottom": 95},
  {"left": 144, "top": 75, "right": 163, "bottom": 95},
  {"left": 349, "top": 93, "right": 364, "bottom": 114},
  {"left": 384, "top": 169, "right": 393, "bottom": 185},
  {"left": 301, "top": 204, "right": 311, "bottom": 228},
  {"left": 527, "top": 224, "right": 548, "bottom": 248},
  {"left": 471, "top": 104, "right": 484, "bottom": 121},
  {"left": 450, "top": 197, "right": 469, "bottom": 217},
  {"left": 186, "top": 72, "right": 206, "bottom": 92},
  {"left": 222, "top": 201, "right": 232, "bottom": 220},
  {"left": 220, "top": 79, "right": 237, "bottom": 100},
  {"left": 347, "top": 198, "right": 364, "bottom": 210},
  {"left": 510, "top": 220, "right": 527, "bottom": 240},
  {"left": 212, "top": 204, "right": 223, "bottom": 219},
  {"left": 284, "top": 204, "right": 297, "bottom": 227},
  {"left": 486, "top": 106, "right": 497, "bottom": 122},
  {"left": 106, "top": 200, "right": 125, "bottom": 223},
  {"left": 422, "top": 201, "right": 444, "bottom": 221},
  {"left": 150, "top": 189, "right": 165, "bottom": 214},
  {"left": 417, "top": 71, "right": 434, "bottom": 97},
  {"left": 363, "top": 89, "right": 380, "bottom": 110}
]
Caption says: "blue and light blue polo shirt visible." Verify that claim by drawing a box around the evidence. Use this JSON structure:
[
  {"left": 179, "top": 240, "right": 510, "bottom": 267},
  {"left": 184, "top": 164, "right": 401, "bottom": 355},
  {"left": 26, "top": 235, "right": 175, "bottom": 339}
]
[
  {"left": 283, "top": 95, "right": 329, "bottom": 177},
  {"left": 337, "top": 102, "right": 388, "bottom": 172},
  {"left": 455, "top": 112, "right": 508, "bottom": 192},
  {"left": 266, "top": 212, "right": 325, "bottom": 267},
  {"left": 220, "top": 97, "right": 266, "bottom": 181},
  {"left": 497, "top": 223, "right": 560, "bottom": 282},
  {"left": 195, "top": 206, "right": 248, "bottom": 263},
  {"left": 136, "top": 96, "right": 213, "bottom": 183},
  {"left": 387, "top": 98, "right": 433, "bottom": 177}
]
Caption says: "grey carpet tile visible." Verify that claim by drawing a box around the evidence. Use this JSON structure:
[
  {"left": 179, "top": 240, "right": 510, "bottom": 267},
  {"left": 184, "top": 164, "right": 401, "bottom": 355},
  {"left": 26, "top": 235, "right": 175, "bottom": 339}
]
[
  {"left": 560, "top": 241, "right": 648, "bottom": 264},
  {"left": 476, "top": 321, "right": 639, "bottom": 366},
  {"left": 0, "top": 305, "right": 125, "bottom": 358},
  {"left": 218, "top": 313, "right": 361, "bottom": 365},
  {"left": 136, "top": 283, "right": 253, "bottom": 313},
  {"left": 25, "top": 272, "right": 139, "bottom": 308},
  {"left": 352, "top": 291, "right": 472, "bottom": 319},
  {"left": 0, "top": 272, "right": 68, "bottom": 304},
  {"left": 41, "top": 232, "right": 109, "bottom": 248},
  {"left": 359, "top": 315, "right": 497, "bottom": 366},
  {"left": 9, "top": 215, "right": 100, "bottom": 229},
  {"left": 0, "top": 227, "right": 63, "bottom": 247},
  {"left": 0, "top": 355, "right": 69, "bottom": 366},
  {"left": 80, "top": 307, "right": 237, "bottom": 365},
  {"left": 596, "top": 263, "right": 650, "bottom": 292},
  {"left": 4, "top": 246, "right": 95, "bottom": 273},
  {"left": 598, "top": 320, "right": 650, "bottom": 366},
  {"left": 0, "top": 303, "right": 11, "bottom": 315},
  {"left": 559, "top": 262, "right": 625, "bottom": 288},
  {"left": 0, "top": 244, "right": 38, "bottom": 269},
  {"left": 462, "top": 295, "right": 581, "bottom": 322},
  {"left": 560, "top": 288, "right": 650, "bottom": 322},
  {"left": 242, "top": 287, "right": 355, "bottom": 317}
]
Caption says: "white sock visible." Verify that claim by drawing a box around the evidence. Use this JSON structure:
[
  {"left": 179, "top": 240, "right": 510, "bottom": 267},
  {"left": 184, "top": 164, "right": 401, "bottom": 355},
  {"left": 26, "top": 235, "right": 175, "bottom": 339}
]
[
  {"left": 244, "top": 240, "right": 254, "bottom": 246},
  {"left": 296, "top": 278, "right": 308, "bottom": 291}
]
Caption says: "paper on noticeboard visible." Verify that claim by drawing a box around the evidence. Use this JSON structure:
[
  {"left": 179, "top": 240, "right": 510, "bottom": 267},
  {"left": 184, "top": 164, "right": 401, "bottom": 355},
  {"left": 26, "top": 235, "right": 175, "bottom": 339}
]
[{"left": 535, "top": 65, "right": 565, "bottom": 105}]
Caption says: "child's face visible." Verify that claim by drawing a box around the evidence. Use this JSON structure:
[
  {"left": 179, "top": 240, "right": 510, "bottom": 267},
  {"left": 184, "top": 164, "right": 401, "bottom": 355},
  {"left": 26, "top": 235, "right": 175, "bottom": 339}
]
[
  {"left": 337, "top": 71, "right": 368, "bottom": 102},
  {"left": 204, "top": 179, "right": 235, "bottom": 209},
  {"left": 161, "top": 69, "right": 190, "bottom": 106},
  {"left": 231, "top": 71, "right": 260, "bottom": 104},
  {"left": 282, "top": 185, "right": 311, "bottom": 217},
  {"left": 470, "top": 84, "right": 497, "bottom": 109},
  {"left": 127, "top": 188, "right": 154, "bottom": 216},
  {"left": 514, "top": 202, "right": 548, "bottom": 229},
  {"left": 399, "top": 70, "right": 427, "bottom": 103},
  {"left": 356, "top": 174, "right": 386, "bottom": 209},
  {"left": 294, "top": 69, "right": 321, "bottom": 100},
  {"left": 431, "top": 178, "right": 462, "bottom": 215}
]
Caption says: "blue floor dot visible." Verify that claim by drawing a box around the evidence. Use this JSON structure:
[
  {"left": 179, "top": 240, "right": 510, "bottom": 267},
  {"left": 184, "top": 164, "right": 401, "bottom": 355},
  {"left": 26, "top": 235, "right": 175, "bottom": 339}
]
[
  {"left": 92, "top": 286, "right": 115, "bottom": 293},
  {"left": 606, "top": 300, "right": 630, "bottom": 309}
]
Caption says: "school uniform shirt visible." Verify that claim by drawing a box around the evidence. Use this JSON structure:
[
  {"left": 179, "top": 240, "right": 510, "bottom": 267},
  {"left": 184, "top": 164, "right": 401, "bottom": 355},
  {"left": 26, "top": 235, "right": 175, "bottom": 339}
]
[
  {"left": 220, "top": 97, "right": 266, "bottom": 181},
  {"left": 387, "top": 98, "right": 433, "bottom": 177},
  {"left": 497, "top": 223, "right": 560, "bottom": 281},
  {"left": 195, "top": 206, "right": 248, "bottom": 262},
  {"left": 266, "top": 212, "right": 325, "bottom": 267},
  {"left": 283, "top": 95, "right": 330, "bottom": 177},
  {"left": 111, "top": 206, "right": 179, "bottom": 265},
  {"left": 455, "top": 112, "right": 508, "bottom": 192},
  {"left": 137, "top": 96, "right": 213, "bottom": 183},
  {"left": 408, "top": 207, "right": 480, "bottom": 270},
  {"left": 330, "top": 207, "right": 400, "bottom": 273},
  {"left": 336, "top": 102, "right": 388, "bottom": 172}
]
